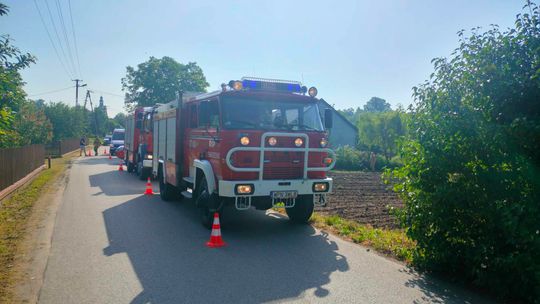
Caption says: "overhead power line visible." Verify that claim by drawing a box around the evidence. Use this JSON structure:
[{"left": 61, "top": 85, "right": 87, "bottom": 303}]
[
  {"left": 44, "top": 0, "right": 77, "bottom": 77},
  {"left": 54, "top": 0, "right": 78, "bottom": 77},
  {"left": 92, "top": 90, "right": 124, "bottom": 98},
  {"left": 28, "top": 86, "right": 74, "bottom": 97},
  {"left": 33, "top": 0, "right": 73, "bottom": 79},
  {"left": 67, "top": 0, "right": 82, "bottom": 77}
]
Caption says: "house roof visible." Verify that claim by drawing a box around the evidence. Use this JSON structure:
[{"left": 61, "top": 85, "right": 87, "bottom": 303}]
[{"left": 318, "top": 99, "right": 359, "bottom": 131}]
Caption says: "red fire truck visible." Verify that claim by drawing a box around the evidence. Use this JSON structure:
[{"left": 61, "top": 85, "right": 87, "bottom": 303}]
[
  {"left": 124, "top": 106, "right": 154, "bottom": 180},
  {"left": 152, "top": 77, "right": 336, "bottom": 227}
]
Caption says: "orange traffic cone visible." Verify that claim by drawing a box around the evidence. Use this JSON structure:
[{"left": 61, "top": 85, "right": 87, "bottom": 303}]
[
  {"left": 118, "top": 161, "right": 124, "bottom": 171},
  {"left": 144, "top": 177, "right": 153, "bottom": 195},
  {"left": 206, "top": 213, "right": 226, "bottom": 248}
]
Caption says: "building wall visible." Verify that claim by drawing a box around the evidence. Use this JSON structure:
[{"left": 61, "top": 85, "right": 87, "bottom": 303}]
[{"left": 318, "top": 101, "right": 358, "bottom": 148}]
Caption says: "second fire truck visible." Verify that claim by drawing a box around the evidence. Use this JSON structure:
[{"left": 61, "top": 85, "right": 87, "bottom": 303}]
[
  {"left": 152, "top": 77, "right": 336, "bottom": 227},
  {"left": 124, "top": 106, "right": 154, "bottom": 180}
]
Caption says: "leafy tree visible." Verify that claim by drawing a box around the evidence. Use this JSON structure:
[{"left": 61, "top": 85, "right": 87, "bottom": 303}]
[
  {"left": 0, "top": 3, "right": 7, "bottom": 15},
  {"left": 111, "top": 112, "right": 126, "bottom": 128},
  {"left": 121, "top": 56, "right": 209, "bottom": 111},
  {"left": 44, "top": 102, "right": 87, "bottom": 141},
  {"left": 86, "top": 106, "right": 109, "bottom": 136},
  {"left": 0, "top": 2, "right": 36, "bottom": 146},
  {"left": 13, "top": 100, "right": 52, "bottom": 145},
  {"left": 390, "top": 3, "right": 540, "bottom": 301},
  {"left": 337, "top": 107, "right": 362, "bottom": 123},
  {"left": 357, "top": 111, "right": 406, "bottom": 160},
  {"left": 363, "top": 97, "right": 391, "bottom": 112},
  {"left": 356, "top": 112, "right": 379, "bottom": 151}
]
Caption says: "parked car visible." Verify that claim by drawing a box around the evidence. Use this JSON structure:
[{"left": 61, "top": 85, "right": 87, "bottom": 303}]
[
  {"left": 109, "top": 128, "right": 125, "bottom": 156},
  {"left": 115, "top": 145, "right": 125, "bottom": 160}
]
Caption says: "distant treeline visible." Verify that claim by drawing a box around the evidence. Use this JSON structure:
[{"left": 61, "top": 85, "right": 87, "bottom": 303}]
[
  {"left": 0, "top": 98, "right": 126, "bottom": 149},
  {"left": 335, "top": 97, "right": 407, "bottom": 171},
  {"left": 0, "top": 3, "right": 125, "bottom": 149}
]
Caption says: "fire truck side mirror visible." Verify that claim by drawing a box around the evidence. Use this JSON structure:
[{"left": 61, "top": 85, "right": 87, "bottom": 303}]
[{"left": 324, "top": 108, "right": 333, "bottom": 129}]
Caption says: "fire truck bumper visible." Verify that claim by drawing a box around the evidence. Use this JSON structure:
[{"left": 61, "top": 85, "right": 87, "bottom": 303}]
[{"left": 218, "top": 178, "right": 333, "bottom": 197}]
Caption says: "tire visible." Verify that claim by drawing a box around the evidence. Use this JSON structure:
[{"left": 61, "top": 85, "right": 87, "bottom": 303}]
[
  {"left": 285, "top": 195, "right": 314, "bottom": 224},
  {"left": 196, "top": 177, "right": 221, "bottom": 229},
  {"left": 126, "top": 153, "right": 135, "bottom": 173},
  {"left": 158, "top": 166, "right": 176, "bottom": 201},
  {"left": 137, "top": 160, "right": 149, "bottom": 180},
  {"left": 134, "top": 155, "right": 140, "bottom": 174}
]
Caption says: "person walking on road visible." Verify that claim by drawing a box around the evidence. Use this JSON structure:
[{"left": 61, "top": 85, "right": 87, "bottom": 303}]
[
  {"left": 79, "top": 137, "right": 86, "bottom": 156},
  {"left": 93, "top": 136, "right": 101, "bottom": 156}
]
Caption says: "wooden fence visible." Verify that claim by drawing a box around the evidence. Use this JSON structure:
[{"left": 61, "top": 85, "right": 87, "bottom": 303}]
[
  {"left": 45, "top": 138, "right": 80, "bottom": 157},
  {"left": 0, "top": 144, "right": 45, "bottom": 193}
]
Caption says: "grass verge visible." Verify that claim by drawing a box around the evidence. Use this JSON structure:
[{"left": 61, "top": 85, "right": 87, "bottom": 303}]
[
  {"left": 0, "top": 155, "right": 73, "bottom": 302},
  {"left": 310, "top": 213, "right": 415, "bottom": 263}
]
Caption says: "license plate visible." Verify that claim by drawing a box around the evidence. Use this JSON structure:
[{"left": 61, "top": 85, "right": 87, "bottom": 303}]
[{"left": 271, "top": 191, "right": 298, "bottom": 199}]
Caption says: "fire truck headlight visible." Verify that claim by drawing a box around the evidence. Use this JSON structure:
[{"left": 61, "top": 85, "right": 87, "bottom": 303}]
[
  {"left": 294, "top": 138, "right": 303, "bottom": 147},
  {"left": 268, "top": 137, "right": 277, "bottom": 146},
  {"left": 320, "top": 138, "right": 328, "bottom": 147},
  {"left": 313, "top": 182, "right": 329, "bottom": 192},
  {"left": 235, "top": 184, "right": 254, "bottom": 195},
  {"left": 240, "top": 136, "right": 250, "bottom": 146},
  {"left": 146, "top": 154, "right": 153, "bottom": 160},
  {"left": 308, "top": 86, "right": 318, "bottom": 97}
]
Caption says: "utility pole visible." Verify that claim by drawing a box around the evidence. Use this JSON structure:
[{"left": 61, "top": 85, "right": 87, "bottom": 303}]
[
  {"left": 84, "top": 90, "right": 99, "bottom": 135},
  {"left": 72, "top": 79, "right": 87, "bottom": 106}
]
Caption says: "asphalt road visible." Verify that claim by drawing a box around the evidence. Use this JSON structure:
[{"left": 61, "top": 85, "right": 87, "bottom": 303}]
[{"left": 37, "top": 153, "right": 491, "bottom": 304}]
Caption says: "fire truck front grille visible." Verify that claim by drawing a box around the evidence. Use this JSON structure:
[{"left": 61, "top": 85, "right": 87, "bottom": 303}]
[{"left": 263, "top": 166, "right": 303, "bottom": 180}]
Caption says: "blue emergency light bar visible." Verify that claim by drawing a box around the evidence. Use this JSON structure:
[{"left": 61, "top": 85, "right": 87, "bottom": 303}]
[
  {"left": 238, "top": 77, "right": 305, "bottom": 94},
  {"left": 226, "top": 77, "right": 317, "bottom": 96}
]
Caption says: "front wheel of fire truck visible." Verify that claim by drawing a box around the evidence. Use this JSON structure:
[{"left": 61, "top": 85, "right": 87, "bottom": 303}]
[
  {"left": 285, "top": 195, "right": 315, "bottom": 224},
  {"left": 126, "top": 153, "right": 135, "bottom": 173},
  {"left": 158, "top": 165, "right": 176, "bottom": 201},
  {"left": 137, "top": 160, "right": 148, "bottom": 180},
  {"left": 196, "top": 176, "right": 221, "bottom": 229}
]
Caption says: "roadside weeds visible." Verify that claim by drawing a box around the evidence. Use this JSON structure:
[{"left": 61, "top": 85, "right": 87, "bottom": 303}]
[
  {"left": 310, "top": 213, "right": 415, "bottom": 263},
  {"left": 0, "top": 153, "right": 75, "bottom": 303},
  {"left": 271, "top": 206, "right": 416, "bottom": 264}
]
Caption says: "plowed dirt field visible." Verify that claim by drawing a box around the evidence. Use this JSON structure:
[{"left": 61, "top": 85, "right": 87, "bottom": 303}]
[{"left": 315, "top": 171, "right": 403, "bottom": 228}]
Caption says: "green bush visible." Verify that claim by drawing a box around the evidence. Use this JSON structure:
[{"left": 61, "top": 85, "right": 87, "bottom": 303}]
[
  {"left": 334, "top": 146, "right": 401, "bottom": 171},
  {"left": 334, "top": 146, "right": 367, "bottom": 171},
  {"left": 388, "top": 155, "right": 403, "bottom": 168},
  {"left": 389, "top": 4, "right": 540, "bottom": 302}
]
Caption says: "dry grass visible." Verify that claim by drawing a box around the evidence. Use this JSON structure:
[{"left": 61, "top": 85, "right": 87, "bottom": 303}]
[
  {"left": 310, "top": 213, "right": 415, "bottom": 263},
  {"left": 273, "top": 206, "right": 416, "bottom": 263},
  {"left": 0, "top": 155, "right": 72, "bottom": 302}
]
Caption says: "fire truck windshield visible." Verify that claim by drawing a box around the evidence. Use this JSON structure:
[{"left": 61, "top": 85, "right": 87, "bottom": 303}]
[{"left": 221, "top": 97, "right": 324, "bottom": 131}]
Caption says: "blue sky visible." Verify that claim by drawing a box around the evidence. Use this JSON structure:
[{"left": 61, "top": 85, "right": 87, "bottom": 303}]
[{"left": 1, "top": 0, "right": 524, "bottom": 116}]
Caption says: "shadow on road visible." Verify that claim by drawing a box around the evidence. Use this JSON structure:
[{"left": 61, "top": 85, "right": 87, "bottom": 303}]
[
  {"left": 76, "top": 156, "right": 121, "bottom": 166},
  {"left": 88, "top": 166, "right": 145, "bottom": 196},
  {"left": 402, "top": 269, "right": 492, "bottom": 304},
  {"left": 102, "top": 195, "right": 349, "bottom": 304}
]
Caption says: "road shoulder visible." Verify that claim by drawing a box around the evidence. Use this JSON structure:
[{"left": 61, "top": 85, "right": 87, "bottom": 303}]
[{"left": 8, "top": 154, "right": 76, "bottom": 303}]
